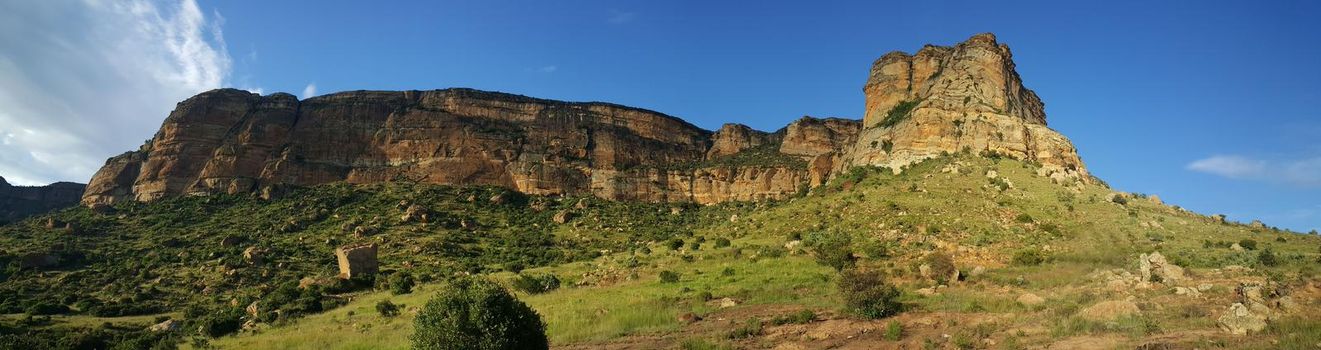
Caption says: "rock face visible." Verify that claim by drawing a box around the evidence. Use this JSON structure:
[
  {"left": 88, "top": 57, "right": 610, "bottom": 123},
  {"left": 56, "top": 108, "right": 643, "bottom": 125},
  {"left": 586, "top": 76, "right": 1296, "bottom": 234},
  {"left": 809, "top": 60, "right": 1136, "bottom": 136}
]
[
  {"left": 81, "top": 33, "right": 1086, "bottom": 206},
  {"left": 335, "top": 243, "right": 378, "bottom": 279},
  {"left": 0, "top": 177, "right": 86, "bottom": 223},
  {"left": 843, "top": 33, "right": 1088, "bottom": 179}
]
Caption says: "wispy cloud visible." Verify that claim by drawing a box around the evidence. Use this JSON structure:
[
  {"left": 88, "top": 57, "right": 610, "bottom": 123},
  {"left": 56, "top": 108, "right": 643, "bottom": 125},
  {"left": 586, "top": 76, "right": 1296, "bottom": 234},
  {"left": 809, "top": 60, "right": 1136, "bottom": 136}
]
[
  {"left": 302, "top": 83, "right": 318, "bottom": 99},
  {"left": 607, "top": 10, "right": 635, "bottom": 24},
  {"left": 1188, "top": 154, "right": 1321, "bottom": 187},
  {"left": 537, "top": 65, "right": 558, "bottom": 73},
  {"left": 0, "top": 0, "right": 232, "bottom": 185}
]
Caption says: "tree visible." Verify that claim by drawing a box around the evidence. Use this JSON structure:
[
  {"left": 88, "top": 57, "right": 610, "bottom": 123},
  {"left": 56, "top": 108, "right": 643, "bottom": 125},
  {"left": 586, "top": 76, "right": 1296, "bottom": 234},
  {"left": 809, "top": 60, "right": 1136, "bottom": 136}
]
[{"left": 411, "top": 277, "right": 547, "bottom": 350}]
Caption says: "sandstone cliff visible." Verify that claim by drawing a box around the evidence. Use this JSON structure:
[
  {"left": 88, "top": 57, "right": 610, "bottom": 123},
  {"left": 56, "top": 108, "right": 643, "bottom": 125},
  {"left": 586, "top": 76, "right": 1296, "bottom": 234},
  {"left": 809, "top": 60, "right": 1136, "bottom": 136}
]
[
  {"left": 0, "top": 176, "right": 86, "bottom": 223},
  {"left": 82, "top": 33, "right": 1085, "bottom": 206},
  {"left": 843, "top": 33, "right": 1087, "bottom": 179},
  {"left": 83, "top": 89, "right": 856, "bottom": 205}
]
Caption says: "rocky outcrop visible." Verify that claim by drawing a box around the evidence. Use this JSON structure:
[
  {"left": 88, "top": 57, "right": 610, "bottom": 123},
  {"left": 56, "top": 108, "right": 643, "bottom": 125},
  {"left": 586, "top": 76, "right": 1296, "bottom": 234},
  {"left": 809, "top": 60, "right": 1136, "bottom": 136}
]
[
  {"left": 706, "top": 124, "right": 771, "bottom": 159},
  {"left": 0, "top": 176, "right": 86, "bottom": 223},
  {"left": 82, "top": 33, "right": 1088, "bottom": 206},
  {"left": 844, "top": 33, "right": 1088, "bottom": 179},
  {"left": 335, "top": 243, "right": 378, "bottom": 279}
]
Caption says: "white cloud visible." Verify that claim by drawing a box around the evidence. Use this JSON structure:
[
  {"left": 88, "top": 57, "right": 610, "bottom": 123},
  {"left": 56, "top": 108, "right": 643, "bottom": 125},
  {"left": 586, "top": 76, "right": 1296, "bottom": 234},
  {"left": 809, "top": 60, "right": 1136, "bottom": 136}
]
[
  {"left": 607, "top": 10, "right": 635, "bottom": 24},
  {"left": 1188, "top": 154, "right": 1321, "bottom": 187},
  {"left": 538, "top": 65, "right": 558, "bottom": 73},
  {"left": 302, "top": 83, "right": 317, "bottom": 99},
  {"left": 0, "top": 0, "right": 231, "bottom": 185}
]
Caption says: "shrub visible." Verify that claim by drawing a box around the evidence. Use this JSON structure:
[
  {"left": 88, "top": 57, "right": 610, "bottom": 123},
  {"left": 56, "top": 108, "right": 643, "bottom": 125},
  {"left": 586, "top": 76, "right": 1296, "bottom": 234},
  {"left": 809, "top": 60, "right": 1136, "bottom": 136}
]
[
  {"left": 510, "top": 273, "right": 560, "bottom": 294},
  {"left": 713, "top": 238, "right": 731, "bottom": 248},
  {"left": 1011, "top": 247, "right": 1047, "bottom": 266},
  {"left": 197, "top": 308, "right": 243, "bottom": 338},
  {"left": 923, "top": 252, "right": 957, "bottom": 283},
  {"left": 1239, "top": 239, "right": 1258, "bottom": 250},
  {"left": 1014, "top": 213, "right": 1034, "bottom": 223},
  {"left": 726, "top": 318, "right": 763, "bottom": 339},
  {"left": 659, "top": 271, "right": 681, "bottom": 283},
  {"left": 878, "top": 100, "right": 919, "bottom": 128},
  {"left": 688, "top": 241, "right": 702, "bottom": 251},
  {"left": 721, "top": 267, "right": 735, "bottom": 276},
  {"left": 769, "top": 310, "right": 815, "bottom": 325},
  {"left": 410, "top": 277, "right": 548, "bottom": 350},
  {"left": 838, "top": 269, "right": 902, "bottom": 319},
  {"left": 805, "top": 232, "right": 855, "bottom": 271},
  {"left": 1258, "top": 249, "right": 1279, "bottom": 267},
  {"left": 389, "top": 273, "right": 416, "bottom": 295},
  {"left": 376, "top": 300, "right": 400, "bottom": 317},
  {"left": 883, "top": 320, "right": 903, "bottom": 341},
  {"left": 668, "top": 238, "right": 685, "bottom": 250},
  {"left": 24, "top": 302, "right": 69, "bottom": 315}
]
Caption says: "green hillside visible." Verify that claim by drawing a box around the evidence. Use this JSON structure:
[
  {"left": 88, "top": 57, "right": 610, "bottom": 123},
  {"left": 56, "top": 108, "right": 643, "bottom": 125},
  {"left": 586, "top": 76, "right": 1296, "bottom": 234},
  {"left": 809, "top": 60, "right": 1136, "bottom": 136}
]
[{"left": 3, "top": 155, "right": 1319, "bottom": 349}]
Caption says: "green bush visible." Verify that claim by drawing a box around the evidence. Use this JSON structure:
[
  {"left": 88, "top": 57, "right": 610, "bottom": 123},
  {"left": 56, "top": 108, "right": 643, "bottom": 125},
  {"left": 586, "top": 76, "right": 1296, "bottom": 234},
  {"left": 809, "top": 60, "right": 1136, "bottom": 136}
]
[
  {"left": 659, "top": 270, "right": 681, "bottom": 283},
  {"left": 410, "top": 277, "right": 548, "bottom": 350},
  {"left": 1258, "top": 249, "right": 1279, "bottom": 267},
  {"left": 389, "top": 273, "right": 416, "bottom": 295},
  {"left": 688, "top": 240, "right": 702, "bottom": 251},
  {"left": 376, "top": 300, "right": 400, "bottom": 317},
  {"left": 726, "top": 318, "right": 763, "bottom": 339},
  {"left": 1239, "top": 239, "right": 1258, "bottom": 250},
  {"left": 1011, "top": 247, "right": 1047, "bottom": 266},
  {"left": 838, "top": 269, "right": 902, "bottom": 319},
  {"left": 883, "top": 320, "right": 903, "bottom": 341},
  {"left": 197, "top": 308, "right": 243, "bottom": 338},
  {"left": 769, "top": 310, "right": 815, "bottom": 325},
  {"left": 805, "top": 232, "right": 855, "bottom": 271},
  {"left": 714, "top": 238, "right": 731, "bottom": 248},
  {"left": 878, "top": 100, "right": 919, "bottom": 128},
  {"left": 510, "top": 273, "right": 560, "bottom": 294},
  {"left": 668, "top": 238, "right": 685, "bottom": 250}
]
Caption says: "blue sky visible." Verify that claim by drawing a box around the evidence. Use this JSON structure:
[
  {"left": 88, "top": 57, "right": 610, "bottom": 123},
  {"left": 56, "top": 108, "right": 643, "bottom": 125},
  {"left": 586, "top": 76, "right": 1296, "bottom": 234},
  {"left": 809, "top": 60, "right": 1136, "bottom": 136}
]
[{"left": 1, "top": 1, "right": 1318, "bottom": 232}]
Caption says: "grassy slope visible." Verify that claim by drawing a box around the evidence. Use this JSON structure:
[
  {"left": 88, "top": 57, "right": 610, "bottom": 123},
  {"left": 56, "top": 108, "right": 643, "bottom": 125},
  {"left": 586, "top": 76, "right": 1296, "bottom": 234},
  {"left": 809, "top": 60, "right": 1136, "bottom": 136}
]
[{"left": 199, "top": 155, "right": 1321, "bottom": 349}]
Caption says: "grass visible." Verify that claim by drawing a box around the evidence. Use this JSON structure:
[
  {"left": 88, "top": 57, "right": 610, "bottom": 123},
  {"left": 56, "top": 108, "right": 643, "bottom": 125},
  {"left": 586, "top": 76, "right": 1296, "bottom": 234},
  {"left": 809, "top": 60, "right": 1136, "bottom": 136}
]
[{"left": 8, "top": 154, "right": 1321, "bottom": 349}]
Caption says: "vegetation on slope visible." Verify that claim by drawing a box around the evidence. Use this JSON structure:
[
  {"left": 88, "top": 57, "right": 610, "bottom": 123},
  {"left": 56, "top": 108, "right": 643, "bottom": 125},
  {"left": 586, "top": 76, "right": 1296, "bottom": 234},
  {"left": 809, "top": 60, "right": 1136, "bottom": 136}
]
[{"left": 3, "top": 154, "right": 1320, "bottom": 349}]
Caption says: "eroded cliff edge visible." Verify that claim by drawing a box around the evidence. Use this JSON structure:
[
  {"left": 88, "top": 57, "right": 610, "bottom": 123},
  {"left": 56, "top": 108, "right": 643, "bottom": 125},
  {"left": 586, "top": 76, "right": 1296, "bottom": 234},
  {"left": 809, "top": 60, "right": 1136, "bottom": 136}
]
[{"left": 82, "top": 33, "right": 1086, "bottom": 206}]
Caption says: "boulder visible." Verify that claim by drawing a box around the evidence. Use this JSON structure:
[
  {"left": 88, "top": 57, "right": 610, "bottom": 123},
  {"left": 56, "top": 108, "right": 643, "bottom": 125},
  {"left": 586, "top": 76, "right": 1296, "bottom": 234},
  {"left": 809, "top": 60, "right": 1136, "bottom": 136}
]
[
  {"left": 149, "top": 319, "right": 180, "bottom": 332},
  {"left": 1077, "top": 300, "right": 1140, "bottom": 321},
  {"left": 677, "top": 312, "right": 702, "bottom": 324},
  {"left": 552, "top": 210, "right": 574, "bottom": 224},
  {"left": 1212, "top": 214, "right": 1227, "bottom": 224},
  {"left": 335, "top": 243, "right": 379, "bottom": 279},
  {"left": 400, "top": 204, "right": 430, "bottom": 223},
  {"left": 243, "top": 247, "right": 266, "bottom": 265},
  {"left": 1249, "top": 220, "right": 1267, "bottom": 229},
  {"left": 1139, "top": 252, "right": 1184, "bottom": 283},
  {"left": 220, "top": 235, "right": 243, "bottom": 247},
  {"left": 1217, "top": 303, "right": 1267, "bottom": 335}
]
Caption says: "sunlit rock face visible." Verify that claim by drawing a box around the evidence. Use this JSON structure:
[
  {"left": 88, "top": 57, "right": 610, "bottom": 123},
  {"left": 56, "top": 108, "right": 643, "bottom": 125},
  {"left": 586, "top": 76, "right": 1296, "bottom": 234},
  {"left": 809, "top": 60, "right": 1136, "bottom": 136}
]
[
  {"left": 82, "top": 33, "right": 1088, "bottom": 206},
  {"left": 846, "top": 33, "right": 1088, "bottom": 178}
]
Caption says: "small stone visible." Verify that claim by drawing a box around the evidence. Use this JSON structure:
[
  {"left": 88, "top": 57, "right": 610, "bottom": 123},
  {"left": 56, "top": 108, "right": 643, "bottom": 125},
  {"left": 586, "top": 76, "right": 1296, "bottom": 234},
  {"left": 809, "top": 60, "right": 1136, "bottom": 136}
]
[
  {"left": 677, "top": 312, "right": 701, "bottom": 324},
  {"left": 148, "top": 319, "right": 180, "bottom": 332}
]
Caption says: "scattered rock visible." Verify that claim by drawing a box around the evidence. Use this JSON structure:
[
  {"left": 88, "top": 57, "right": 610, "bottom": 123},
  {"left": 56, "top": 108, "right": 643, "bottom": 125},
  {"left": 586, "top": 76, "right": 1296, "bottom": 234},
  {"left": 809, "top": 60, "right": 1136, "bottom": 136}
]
[
  {"left": 1218, "top": 303, "right": 1267, "bottom": 335},
  {"left": 1139, "top": 252, "right": 1184, "bottom": 283},
  {"left": 1231, "top": 243, "right": 1245, "bottom": 252},
  {"left": 1077, "top": 300, "right": 1140, "bottom": 321},
  {"left": 242, "top": 247, "right": 266, "bottom": 265},
  {"left": 1197, "top": 283, "right": 1214, "bottom": 292},
  {"left": 784, "top": 240, "right": 802, "bottom": 250},
  {"left": 400, "top": 204, "right": 430, "bottom": 223},
  {"left": 353, "top": 225, "right": 379, "bottom": 238},
  {"left": 220, "top": 235, "right": 243, "bottom": 247},
  {"left": 729, "top": 214, "right": 739, "bottom": 223},
  {"left": 985, "top": 170, "right": 998, "bottom": 178},
  {"left": 715, "top": 297, "right": 739, "bottom": 308},
  {"left": 335, "top": 243, "right": 378, "bottom": 279},
  {"left": 915, "top": 287, "right": 940, "bottom": 297},
  {"left": 1249, "top": 220, "right": 1267, "bottom": 229},
  {"left": 677, "top": 312, "right": 701, "bottom": 324},
  {"left": 245, "top": 301, "right": 260, "bottom": 318},
  {"left": 1017, "top": 293, "right": 1045, "bottom": 306},
  {"left": 149, "top": 319, "right": 180, "bottom": 332},
  {"left": 969, "top": 266, "right": 986, "bottom": 277},
  {"left": 552, "top": 210, "right": 574, "bottom": 224},
  {"left": 1148, "top": 195, "right": 1162, "bottom": 205},
  {"left": 1212, "top": 214, "right": 1227, "bottom": 224},
  {"left": 1174, "top": 286, "right": 1201, "bottom": 298},
  {"left": 489, "top": 193, "right": 509, "bottom": 205},
  {"left": 670, "top": 207, "right": 683, "bottom": 215}
]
